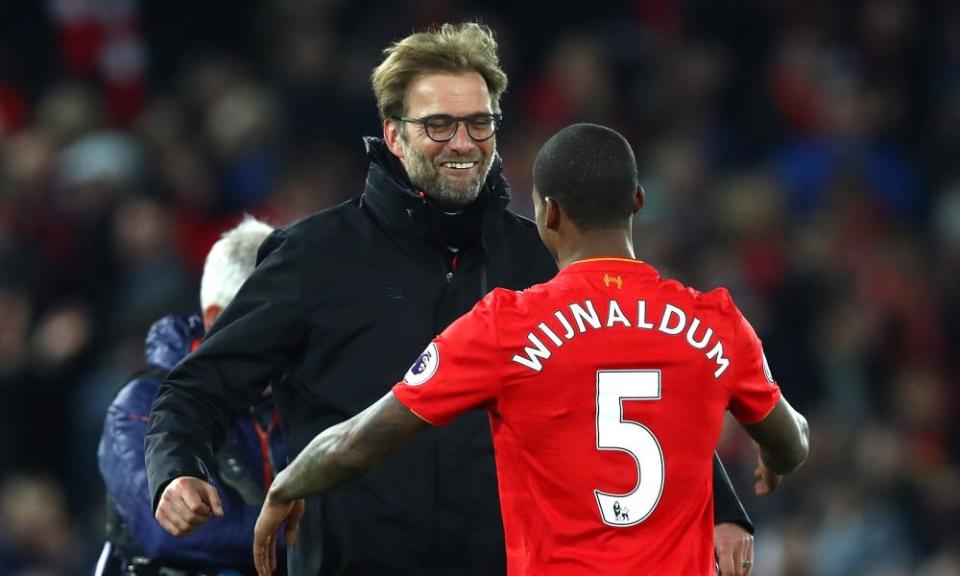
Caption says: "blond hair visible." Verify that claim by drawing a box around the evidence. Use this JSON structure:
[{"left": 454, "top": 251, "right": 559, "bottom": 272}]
[{"left": 371, "top": 22, "right": 508, "bottom": 121}]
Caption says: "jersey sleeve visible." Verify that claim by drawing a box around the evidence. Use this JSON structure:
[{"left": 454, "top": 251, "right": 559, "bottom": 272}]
[
  {"left": 391, "top": 290, "right": 506, "bottom": 426},
  {"left": 724, "top": 300, "right": 781, "bottom": 424}
]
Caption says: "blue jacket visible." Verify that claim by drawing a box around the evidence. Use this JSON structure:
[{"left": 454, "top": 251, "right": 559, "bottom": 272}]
[{"left": 98, "top": 315, "right": 286, "bottom": 572}]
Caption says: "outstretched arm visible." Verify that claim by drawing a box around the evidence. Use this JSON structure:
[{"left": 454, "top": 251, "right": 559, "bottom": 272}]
[
  {"left": 253, "top": 392, "right": 429, "bottom": 576},
  {"left": 271, "top": 391, "right": 429, "bottom": 503}
]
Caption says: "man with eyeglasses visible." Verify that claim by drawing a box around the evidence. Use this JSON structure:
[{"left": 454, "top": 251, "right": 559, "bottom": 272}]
[{"left": 145, "top": 22, "right": 758, "bottom": 576}]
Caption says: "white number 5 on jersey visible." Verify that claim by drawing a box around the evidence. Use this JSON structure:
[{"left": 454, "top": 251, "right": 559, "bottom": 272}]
[{"left": 594, "top": 370, "right": 665, "bottom": 527}]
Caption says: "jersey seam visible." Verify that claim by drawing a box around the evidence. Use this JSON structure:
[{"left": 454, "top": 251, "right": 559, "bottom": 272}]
[
  {"left": 493, "top": 292, "right": 505, "bottom": 403},
  {"left": 393, "top": 393, "right": 442, "bottom": 426},
  {"left": 568, "top": 257, "right": 645, "bottom": 267},
  {"left": 716, "top": 293, "right": 738, "bottom": 398}
]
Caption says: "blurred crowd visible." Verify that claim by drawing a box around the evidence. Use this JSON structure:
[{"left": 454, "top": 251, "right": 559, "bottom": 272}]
[{"left": 0, "top": 1, "right": 958, "bottom": 575}]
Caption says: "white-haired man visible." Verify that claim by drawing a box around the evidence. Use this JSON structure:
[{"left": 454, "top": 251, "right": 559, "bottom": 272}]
[{"left": 96, "top": 216, "right": 287, "bottom": 576}]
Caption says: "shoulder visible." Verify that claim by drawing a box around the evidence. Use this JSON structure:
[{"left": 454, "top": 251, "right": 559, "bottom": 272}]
[
  {"left": 484, "top": 286, "right": 521, "bottom": 308},
  {"left": 283, "top": 198, "right": 364, "bottom": 235},
  {"left": 659, "top": 280, "right": 750, "bottom": 342},
  {"left": 259, "top": 199, "right": 365, "bottom": 260},
  {"left": 110, "top": 372, "right": 163, "bottom": 415},
  {"left": 144, "top": 314, "right": 202, "bottom": 370},
  {"left": 476, "top": 286, "right": 540, "bottom": 325},
  {"left": 453, "top": 288, "right": 518, "bottom": 328},
  {"left": 657, "top": 276, "right": 737, "bottom": 313},
  {"left": 689, "top": 286, "right": 741, "bottom": 321},
  {"left": 653, "top": 275, "right": 749, "bottom": 329}
]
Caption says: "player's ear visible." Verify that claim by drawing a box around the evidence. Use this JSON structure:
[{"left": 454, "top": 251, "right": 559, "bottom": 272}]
[
  {"left": 632, "top": 185, "right": 645, "bottom": 214},
  {"left": 384, "top": 120, "right": 405, "bottom": 158},
  {"left": 544, "top": 196, "right": 562, "bottom": 231}
]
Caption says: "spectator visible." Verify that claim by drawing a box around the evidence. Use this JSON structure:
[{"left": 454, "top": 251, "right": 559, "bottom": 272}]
[{"left": 96, "top": 216, "right": 286, "bottom": 575}]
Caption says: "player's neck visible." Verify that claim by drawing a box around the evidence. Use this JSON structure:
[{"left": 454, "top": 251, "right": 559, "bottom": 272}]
[{"left": 555, "top": 229, "right": 636, "bottom": 270}]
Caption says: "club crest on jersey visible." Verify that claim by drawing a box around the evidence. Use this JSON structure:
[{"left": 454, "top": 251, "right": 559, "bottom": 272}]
[
  {"left": 404, "top": 343, "right": 439, "bottom": 386},
  {"left": 603, "top": 273, "right": 623, "bottom": 289}
]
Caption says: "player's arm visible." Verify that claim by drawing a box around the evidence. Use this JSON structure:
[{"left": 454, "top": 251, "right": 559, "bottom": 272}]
[
  {"left": 253, "top": 392, "right": 429, "bottom": 576},
  {"left": 724, "top": 295, "right": 809, "bottom": 495},
  {"left": 265, "top": 292, "right": 503, "bottom": 504},
  {"left": 270, "top": 391, "right": 430, "bottom": 503},
  {"left": 254, "top": 293, "right": 506, "bottom": 575},
  {"left": 743, "top": 396, "right": 809, "bottom": 476}
]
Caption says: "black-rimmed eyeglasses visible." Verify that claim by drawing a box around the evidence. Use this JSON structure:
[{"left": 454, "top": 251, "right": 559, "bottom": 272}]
[{"left": 392, "top": 113, "right": 502, "bottom": 143}]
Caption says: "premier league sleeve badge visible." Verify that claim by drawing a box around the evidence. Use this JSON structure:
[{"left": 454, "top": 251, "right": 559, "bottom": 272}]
[{"left": 403, "top": 342, "right": 440, "bottom": 386}]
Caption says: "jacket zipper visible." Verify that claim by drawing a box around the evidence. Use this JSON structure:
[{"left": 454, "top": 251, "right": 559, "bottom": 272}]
[{"left": 446, "top": 252, "right": 458, "bottom": 283}]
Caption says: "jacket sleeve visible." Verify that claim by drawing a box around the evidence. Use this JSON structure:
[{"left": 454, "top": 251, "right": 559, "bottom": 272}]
[
  {"left": 145, "top": 228, "right": 309, "bottom": 510},
  {"left": 712, "top": 452, "right": 754, "bottom": 533},
  {"left": 99, "top": 377, "right": 260, "bottom": 566}
]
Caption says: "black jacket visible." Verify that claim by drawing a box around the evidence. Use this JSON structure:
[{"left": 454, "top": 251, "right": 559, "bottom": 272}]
[{"left": 145, "top": 138, "right": 750, "bottom": 575}]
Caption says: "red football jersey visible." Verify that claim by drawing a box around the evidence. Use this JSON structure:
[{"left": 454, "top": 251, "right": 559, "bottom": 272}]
[{"left": 392, "top": 258, "right": 781, "bottom": 575}]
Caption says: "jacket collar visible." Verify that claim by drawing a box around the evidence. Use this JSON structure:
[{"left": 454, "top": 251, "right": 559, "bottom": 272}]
[{"left": 360, "top": 137, "right": 511, "bottom": 248}]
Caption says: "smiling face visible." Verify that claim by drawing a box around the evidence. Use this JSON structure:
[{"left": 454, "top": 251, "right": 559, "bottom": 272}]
[{"left": 384, "top": 72, "right": 497, "bottom": 210}]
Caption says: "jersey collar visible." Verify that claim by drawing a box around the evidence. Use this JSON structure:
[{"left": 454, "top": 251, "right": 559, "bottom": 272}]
[{"left": 559, "top": 257, "right": 660, "bottom": 279}]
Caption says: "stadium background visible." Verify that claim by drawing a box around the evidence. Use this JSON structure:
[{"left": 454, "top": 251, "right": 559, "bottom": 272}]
[{"left": 0, "top": 1, "right": 958, "bottom": 574}]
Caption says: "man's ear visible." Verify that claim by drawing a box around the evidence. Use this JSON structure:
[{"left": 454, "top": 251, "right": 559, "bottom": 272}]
[
  {"left": 544, "top": 196, "right": 562, "bottom": 231},
  {"left": 632, "top": 185, "right": 645, "bottom": 214},
  {"left": 384, "top": 120, "right": 405, "bottom": 158}
]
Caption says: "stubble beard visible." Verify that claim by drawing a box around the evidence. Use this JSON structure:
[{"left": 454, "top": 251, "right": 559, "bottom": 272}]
[{"left": 400, "top": 136, "right": 494, "bottom": 210}]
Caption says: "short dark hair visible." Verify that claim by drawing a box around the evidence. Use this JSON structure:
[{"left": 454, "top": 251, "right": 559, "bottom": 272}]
[{"left": 533, "top": 123, "right": 638, "bottom": 230}]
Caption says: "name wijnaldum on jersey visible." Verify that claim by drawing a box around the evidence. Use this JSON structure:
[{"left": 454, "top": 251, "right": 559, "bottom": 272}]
[{"left": 512, "top": 299, "right": 730, "bottom": 377}]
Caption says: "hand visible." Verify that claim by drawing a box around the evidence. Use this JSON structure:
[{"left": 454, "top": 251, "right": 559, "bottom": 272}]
[
  {"left": 155, "top": 476, "right": 224, "bottom": 536},
  {"left": 715, "top": 522, "right": 753, "bottom": 576},
  {"left": 254, "top": 496, "right": 304, "bottom": 576},
  {"left": 753, "top": 445, "right": 783, "bottom": 495}
]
